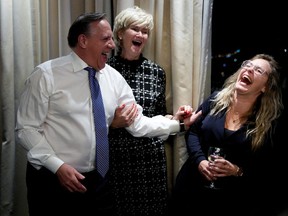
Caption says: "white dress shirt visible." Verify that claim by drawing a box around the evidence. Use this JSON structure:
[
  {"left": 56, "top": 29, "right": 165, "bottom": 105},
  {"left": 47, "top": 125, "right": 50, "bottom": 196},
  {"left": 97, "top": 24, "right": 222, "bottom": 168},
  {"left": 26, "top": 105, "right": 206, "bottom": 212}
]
[{"left": 16, "top": 52, "right": 180, "bottom": 173}]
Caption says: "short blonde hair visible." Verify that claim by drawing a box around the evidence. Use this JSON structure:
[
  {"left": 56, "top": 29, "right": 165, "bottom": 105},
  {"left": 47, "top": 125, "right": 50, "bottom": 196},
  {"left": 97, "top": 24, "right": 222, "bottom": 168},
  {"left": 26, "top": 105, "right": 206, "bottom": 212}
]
[{"left": 113, "top": 6, "right": 154, "bottom": 53}]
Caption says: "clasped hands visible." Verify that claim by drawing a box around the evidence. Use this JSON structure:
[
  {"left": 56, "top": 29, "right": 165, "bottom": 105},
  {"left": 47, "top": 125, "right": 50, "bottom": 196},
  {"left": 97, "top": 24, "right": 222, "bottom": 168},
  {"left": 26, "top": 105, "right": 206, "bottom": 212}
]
[
  {"left": 110, "top": 103, "right": 202, "bottom": 129},
  {"left": 172, "top": 105, "right": 203, "bottom": 130},
  {"left": 198, "top": 157, "right": 241, "bottom": 181}
]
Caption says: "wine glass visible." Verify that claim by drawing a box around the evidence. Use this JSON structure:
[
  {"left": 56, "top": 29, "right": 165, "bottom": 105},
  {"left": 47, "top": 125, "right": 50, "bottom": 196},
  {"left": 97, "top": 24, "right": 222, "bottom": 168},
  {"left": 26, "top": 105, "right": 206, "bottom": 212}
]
[{"left": 206, "top": 146, "right": 225, "bottom": 189}]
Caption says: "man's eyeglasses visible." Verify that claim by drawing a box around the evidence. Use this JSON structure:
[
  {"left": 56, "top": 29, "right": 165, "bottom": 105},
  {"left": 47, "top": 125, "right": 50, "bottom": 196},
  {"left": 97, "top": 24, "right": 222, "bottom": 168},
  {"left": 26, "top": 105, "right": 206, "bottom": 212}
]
[{"left": 241, "top": 60, "right": 267, "bottom": 75}]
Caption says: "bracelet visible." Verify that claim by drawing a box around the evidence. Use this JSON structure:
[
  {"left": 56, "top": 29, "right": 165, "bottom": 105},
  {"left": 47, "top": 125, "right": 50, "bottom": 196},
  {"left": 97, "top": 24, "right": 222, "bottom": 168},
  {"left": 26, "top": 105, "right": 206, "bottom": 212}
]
[
  {"left": 236, "top": 166, "right": 243, "bottom": 177},
  {"left": 179, "top": 120, "right": 185, "bottom": 132}
]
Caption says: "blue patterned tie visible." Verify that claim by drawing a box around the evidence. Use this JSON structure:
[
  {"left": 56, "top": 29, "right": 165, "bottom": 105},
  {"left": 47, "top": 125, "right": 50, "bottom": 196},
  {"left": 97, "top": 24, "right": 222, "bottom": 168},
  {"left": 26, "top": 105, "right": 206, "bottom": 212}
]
[{"left": 85, "top": 67, "right": 109, "bottom": 177}]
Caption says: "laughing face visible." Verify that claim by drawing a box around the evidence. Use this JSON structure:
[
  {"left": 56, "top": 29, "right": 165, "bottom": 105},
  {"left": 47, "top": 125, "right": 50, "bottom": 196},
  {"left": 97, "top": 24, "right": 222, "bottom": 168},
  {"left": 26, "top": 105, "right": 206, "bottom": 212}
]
[
  {"left": 83, "top": 19, "right": 115, "bottom": 70},
  {"left": 235, "top": 58, "right": 271, "bottom": 96},
  {"left": 118, "top": 24, "right": 149, "bottom": 60}
]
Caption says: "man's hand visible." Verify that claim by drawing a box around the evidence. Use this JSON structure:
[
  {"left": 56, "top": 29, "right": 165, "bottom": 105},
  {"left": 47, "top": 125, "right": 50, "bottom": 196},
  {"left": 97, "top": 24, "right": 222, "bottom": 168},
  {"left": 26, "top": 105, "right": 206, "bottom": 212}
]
[{"left": 56, "top": 163, "right": 87, "bottom": 193}]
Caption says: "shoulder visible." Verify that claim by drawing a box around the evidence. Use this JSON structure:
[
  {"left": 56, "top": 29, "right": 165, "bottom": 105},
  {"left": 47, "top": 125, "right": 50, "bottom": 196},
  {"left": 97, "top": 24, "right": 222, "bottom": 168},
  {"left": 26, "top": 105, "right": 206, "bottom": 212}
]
[
  {"left": 144, "top": 58, "right": 165, "bottom": 70},
  {"left": 37, "top": 55, "right": 70, "bottom": 72},
  {"left": 142, "top": 58, "right": 166, "bottom": 78},
  {"left": 101, "top": 64, "right": 127, "bottom": 80},
  {"left": 197, "top": 91, "right": 219, "bottom": 115},
  {"left": 102, "top": 63, "right": 120, "bottom": 73},
  {"left": 209, "top": 91, "right": 219, "bottom": 99},
  {"left": 27, "top": 56, "right": 65, "bottom": 82},
  {"left": 203, "top": 91, "right": 219, "bottom": 105}
]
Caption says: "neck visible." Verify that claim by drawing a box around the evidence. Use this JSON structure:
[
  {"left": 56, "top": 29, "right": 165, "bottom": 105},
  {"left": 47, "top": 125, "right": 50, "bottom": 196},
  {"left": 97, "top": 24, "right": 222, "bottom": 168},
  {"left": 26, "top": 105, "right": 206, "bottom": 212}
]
[
  {"left": 232, "top": 92, "right": 256, "bottom": 115},
  {"left": 120, "top": 50, "right": 141, "bottom": 61},
  {"left": 225, "top": 93, "right": 254, "bottom": 130}
]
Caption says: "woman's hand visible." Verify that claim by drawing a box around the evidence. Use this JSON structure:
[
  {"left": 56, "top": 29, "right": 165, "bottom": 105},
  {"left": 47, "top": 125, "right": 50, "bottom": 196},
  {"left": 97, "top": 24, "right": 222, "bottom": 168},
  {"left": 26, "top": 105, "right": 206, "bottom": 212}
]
[
  {"left": 173, "top": 105, "right": 193, "bottom": 120},
  {"left": 198, "top": 160, "right": 218, "bottom": 181},
  {"left": 183, "top": 110, "right": 202, "bottom": 129},
  {"left": 207, "top": 158, "right": 241, "bottom": 177},
  {"left": 110, "top": 103, "right": 138, "bottom": 128}
]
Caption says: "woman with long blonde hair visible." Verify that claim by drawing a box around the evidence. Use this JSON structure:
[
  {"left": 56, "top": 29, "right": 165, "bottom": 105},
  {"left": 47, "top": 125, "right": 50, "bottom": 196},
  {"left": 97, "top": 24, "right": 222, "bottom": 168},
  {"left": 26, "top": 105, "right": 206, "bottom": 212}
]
[{"left": 170, "top": 54, "right": 283, "bottom": 216}]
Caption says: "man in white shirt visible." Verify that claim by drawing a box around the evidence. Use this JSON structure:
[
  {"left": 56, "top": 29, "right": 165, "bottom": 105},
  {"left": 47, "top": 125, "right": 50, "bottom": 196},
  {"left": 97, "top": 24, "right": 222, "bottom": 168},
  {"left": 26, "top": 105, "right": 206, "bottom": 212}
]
[{"left": 15, "top": 12, "right": 201, "bottom": 216}]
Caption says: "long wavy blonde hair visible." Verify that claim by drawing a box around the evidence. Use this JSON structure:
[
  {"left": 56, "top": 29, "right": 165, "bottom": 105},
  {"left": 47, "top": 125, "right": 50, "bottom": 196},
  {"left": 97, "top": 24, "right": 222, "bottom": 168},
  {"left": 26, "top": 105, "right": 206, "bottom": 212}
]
[{"left": 210, "top": 54, "right": 283, "bottom": 151}]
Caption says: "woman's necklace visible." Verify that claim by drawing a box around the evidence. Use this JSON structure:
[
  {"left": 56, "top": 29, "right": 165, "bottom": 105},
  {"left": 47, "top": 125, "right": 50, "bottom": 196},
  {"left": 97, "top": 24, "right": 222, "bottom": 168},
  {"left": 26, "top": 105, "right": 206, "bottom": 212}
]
[
  {"left": 226, "top": 104, "right": 251, "bottom": 130},
  {"left": 231, "top": 111, "right": 240, "bottom": 124},
  {"left": 225, "top": 110, "right": 243, "bottom": 130}
]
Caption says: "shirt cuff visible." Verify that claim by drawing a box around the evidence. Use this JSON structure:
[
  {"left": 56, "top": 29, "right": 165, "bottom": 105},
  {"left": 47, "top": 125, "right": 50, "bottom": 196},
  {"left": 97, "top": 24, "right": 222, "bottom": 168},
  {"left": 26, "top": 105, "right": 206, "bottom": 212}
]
[{"left": 44, "top": 156, "right": 65, "bottom": 174}]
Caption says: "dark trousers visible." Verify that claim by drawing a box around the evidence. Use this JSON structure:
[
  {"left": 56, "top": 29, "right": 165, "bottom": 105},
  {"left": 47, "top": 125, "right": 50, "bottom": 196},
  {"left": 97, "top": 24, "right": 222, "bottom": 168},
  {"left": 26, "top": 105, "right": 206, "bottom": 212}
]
[{"left": 26, "top": 162, "right": 116, "bottom": 216}]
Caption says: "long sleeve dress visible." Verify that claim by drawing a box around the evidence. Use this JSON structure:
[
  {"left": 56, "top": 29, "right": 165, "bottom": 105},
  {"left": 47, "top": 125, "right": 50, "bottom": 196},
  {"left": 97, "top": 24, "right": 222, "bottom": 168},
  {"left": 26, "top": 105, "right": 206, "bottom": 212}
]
[{"left": 107, "top": 55, "right": 169, "bottom": 216}]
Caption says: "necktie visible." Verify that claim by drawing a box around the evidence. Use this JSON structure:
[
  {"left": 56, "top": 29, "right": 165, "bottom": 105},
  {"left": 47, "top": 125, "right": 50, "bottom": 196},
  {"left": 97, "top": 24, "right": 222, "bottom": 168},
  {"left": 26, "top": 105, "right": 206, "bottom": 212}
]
[{"left": 85, "top": 67, "right": 109, "bottom": 177}]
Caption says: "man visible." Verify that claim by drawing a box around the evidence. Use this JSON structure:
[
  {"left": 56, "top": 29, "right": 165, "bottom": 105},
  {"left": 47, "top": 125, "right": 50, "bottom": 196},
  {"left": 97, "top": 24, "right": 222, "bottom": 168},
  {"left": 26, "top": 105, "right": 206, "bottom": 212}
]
[{"left": 16, "top": 12, "right": 201, "bottom": 216}]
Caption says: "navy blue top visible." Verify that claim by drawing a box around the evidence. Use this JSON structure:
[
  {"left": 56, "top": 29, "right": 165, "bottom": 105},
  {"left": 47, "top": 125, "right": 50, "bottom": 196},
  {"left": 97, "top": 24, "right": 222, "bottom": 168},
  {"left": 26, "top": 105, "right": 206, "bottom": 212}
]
[{"left": 170, "top": 92, "right": 277, "bottom": 215}]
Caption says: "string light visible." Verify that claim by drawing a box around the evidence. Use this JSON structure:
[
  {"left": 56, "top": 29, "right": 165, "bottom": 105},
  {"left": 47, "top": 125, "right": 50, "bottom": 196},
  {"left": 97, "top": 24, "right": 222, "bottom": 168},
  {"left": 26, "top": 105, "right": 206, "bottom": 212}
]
[{"left": 213, "top": 49, "right": 241, "bottom": 59}]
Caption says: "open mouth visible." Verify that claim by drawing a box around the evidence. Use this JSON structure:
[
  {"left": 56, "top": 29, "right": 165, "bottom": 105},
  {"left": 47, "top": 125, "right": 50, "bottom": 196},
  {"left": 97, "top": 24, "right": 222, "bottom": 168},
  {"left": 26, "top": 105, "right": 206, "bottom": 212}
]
[
  {"left": 240, "top": 74, "right": 252, "bottom": 85},
  {"left": 132, "top": 40, "right": 142, "bottom": 46}
]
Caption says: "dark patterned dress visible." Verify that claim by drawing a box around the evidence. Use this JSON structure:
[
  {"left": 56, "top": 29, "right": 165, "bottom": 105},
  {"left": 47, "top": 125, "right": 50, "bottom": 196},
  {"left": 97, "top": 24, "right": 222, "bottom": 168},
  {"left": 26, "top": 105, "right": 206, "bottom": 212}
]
[{"left": 107, "top": 55, "right": 169, "bottom": 216}]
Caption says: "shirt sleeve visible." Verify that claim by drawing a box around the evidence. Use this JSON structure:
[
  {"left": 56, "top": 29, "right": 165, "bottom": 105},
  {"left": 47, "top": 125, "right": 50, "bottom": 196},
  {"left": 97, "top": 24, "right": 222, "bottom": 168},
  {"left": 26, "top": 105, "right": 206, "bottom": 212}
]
[
  {"left": 15, "top": 67, "right": 63, "bottom": 172},
  {"left": 126, "top": 113, "right": 180, "bottom": 140},
  {"left": 105, "top": 65, "right": 180, "bottom": 141}
]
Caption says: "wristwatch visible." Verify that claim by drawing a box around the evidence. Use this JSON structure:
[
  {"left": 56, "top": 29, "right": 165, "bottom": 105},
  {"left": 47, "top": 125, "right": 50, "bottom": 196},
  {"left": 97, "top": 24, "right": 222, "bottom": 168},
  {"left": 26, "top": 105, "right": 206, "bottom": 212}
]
[
  {"left": 236, "top": 166, "right": 243, "bottom": 177},
  {"left": 179, "top": 120, "right": 185, "bottom": 132}
]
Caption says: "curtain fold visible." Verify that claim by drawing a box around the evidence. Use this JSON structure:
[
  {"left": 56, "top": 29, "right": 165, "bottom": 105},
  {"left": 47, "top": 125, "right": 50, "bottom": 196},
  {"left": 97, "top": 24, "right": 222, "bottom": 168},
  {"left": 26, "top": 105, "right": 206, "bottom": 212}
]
[
  {"left": 170, "top": 0, "right": 213, "bottom": 180},
  {"left": 0, "top": 0, "right": 212, "bottom": 215},
  {"left": 1, "top": 0, "right": 35, "bottom": 215}
]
